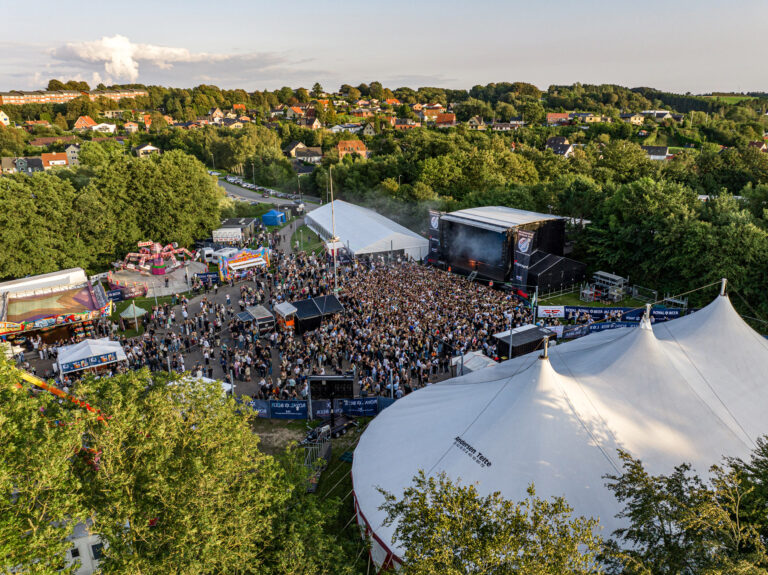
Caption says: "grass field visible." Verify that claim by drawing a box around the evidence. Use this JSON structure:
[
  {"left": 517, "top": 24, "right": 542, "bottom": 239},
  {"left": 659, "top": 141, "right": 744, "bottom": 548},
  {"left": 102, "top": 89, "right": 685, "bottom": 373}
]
[
  {"left": 539, "top": 292, "right": 648, "bottom": 309},
  {"left": 109, "top": 294, "right": 176, "bottom": 337},
  {"left": 291, "top": 225, "right": 324, "bottom": 254},
  {"left": 705, "top": 95, "right": 758, "bottom": 104}
]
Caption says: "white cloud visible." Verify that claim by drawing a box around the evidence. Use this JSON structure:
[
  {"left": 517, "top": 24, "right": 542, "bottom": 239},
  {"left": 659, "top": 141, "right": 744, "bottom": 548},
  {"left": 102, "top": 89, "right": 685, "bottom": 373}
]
[{"left": 51, "top": 35, "right": 250, "bottom": 82}]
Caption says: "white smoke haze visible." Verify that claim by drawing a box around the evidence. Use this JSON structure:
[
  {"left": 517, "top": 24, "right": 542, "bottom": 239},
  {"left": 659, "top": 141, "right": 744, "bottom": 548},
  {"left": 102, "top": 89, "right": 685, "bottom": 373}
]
[{"left": 51, "top": 35, "right": 271, "bottom": 83}]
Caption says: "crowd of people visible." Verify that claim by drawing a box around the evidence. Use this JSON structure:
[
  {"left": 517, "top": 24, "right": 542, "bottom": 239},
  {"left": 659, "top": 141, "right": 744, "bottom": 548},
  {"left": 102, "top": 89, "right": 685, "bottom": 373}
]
[{"left": 18, "top": 234, "right": 547, "bottom": 402}]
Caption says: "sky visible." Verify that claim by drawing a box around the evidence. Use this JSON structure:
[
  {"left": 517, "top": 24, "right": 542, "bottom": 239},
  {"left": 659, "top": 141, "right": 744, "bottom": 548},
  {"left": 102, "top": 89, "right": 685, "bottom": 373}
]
[{"left": 1, "top": 0, "right": 766, "bottom": 94}]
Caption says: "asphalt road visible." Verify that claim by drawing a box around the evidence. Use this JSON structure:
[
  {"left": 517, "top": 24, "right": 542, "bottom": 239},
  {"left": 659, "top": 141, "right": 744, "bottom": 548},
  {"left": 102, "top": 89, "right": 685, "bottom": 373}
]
[{"left": 218, "top": 180, "right": 319, "bottom": 210}]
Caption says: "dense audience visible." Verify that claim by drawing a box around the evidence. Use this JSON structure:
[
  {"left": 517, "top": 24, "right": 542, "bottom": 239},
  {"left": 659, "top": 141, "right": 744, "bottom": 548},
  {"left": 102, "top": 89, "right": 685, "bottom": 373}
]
[{"left": 17, "top": 234, "right": 545, "bottom": 401}]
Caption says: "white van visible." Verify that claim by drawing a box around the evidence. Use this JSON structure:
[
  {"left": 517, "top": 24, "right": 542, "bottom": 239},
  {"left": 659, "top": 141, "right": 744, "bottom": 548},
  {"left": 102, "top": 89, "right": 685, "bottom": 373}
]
[
  {"left": 213, "top": 248, "right": 238, "bottom": 265},
  {"left": 200, "top": 247, "right": 215, "bottom": 263}
]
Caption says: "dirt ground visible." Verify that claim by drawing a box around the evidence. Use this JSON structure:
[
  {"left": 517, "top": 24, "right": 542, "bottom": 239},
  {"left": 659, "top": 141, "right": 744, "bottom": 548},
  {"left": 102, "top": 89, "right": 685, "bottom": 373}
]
[{"left": 250, "top": 418, "right": 307, "bottom": 455}]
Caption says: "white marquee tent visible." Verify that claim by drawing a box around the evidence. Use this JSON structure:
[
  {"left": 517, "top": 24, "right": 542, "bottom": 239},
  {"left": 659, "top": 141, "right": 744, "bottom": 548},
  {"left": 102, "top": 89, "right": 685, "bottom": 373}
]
[
  {"left": 305, "top": 200, "right": 428, "bottom": 260},
  {"left": 352, "top": 292, "right": 768, "bottom": 570}
]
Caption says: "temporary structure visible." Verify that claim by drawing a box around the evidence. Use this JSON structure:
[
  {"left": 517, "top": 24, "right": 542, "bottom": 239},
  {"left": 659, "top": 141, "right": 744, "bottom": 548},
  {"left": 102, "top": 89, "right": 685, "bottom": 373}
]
[
  {"left": 262, "top": 209, "right": 286, "bottom": 227},
  {"left": 352, "top": 293, "right": 768, "bottom": 570},
  {"left": 305, "top": 200, "right": 428, "bottom": 260},
  {"left": 450, "top": 351, "right": 498, "bottom": 375},
  {"left": 119, "top": 303, "right": 147, "bottom": 319},
  {"left": 57, "top": 338, "right": 128, "bottom": 375}
]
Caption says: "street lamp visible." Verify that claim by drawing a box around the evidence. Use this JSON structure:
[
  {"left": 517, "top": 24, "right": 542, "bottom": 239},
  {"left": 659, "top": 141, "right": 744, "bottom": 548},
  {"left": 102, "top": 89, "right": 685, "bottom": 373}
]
[{"left": 210, "top": 152, "right": 215, "bottom": 172}]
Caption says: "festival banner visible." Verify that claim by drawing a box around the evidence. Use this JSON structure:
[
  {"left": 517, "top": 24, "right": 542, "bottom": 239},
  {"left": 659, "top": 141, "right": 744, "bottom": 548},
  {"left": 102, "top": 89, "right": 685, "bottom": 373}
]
[
  {"left": 537, "top": 305, "right": 565, "bottom": 318},
  {"left": 338, "top": 397, "right": 379, "bottom": 417},
  {"left": 269, "top": 400, "right": 308, "bottom": 419},
  {"left": 563, "top": 306, "right": 686, "bottom": 322},
  {"left": 106, "top": 289, "right": 124, "bottom": 302},
  {"left": 512, "top": 229, "right": 535, "bottom": 286}
]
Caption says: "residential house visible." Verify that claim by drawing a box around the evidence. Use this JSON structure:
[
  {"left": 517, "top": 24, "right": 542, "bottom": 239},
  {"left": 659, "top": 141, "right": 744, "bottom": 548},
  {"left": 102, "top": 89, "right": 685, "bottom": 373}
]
[
  {"left": 620, "top": 113, "right": 644, "bottom": 126},
  {"left": 352, "top": 108, "right": 374, "bottom": 119},
  {"left": 384, "top": 98, "right": 401, "bottom": 106},
  {"left": 238, "top": 115, "right": 251, "bottom": 123},
  {"left": 221, "top": 118, "right": 243, "bottom": 129},
  {"left": 284, "top": 141, "right": 307, "bottom": 157},
  {"left": 123, "top": 122, "right": 139, "bottom": 134},
  {"left": 545, "top": 136, "right": 574, "bottom": 157},
  {"left": 285, "top": 106, "right": 305, "bottom": 119},
  {"left": 208, "top": 108, "right": 224, "bottom": 122},
  {"left": 1, "top": 157, "right": 16, "bottom": 174},
  {"left": 132, "top": 143, "right": 161, "bottom": 158},
  {"left": 102, "top": 110, "right": 124, "bottom": 119},
  {"left": 294, "top": 146, "right": 323, "bottom": 164},
  {"left": 546, "top": 112, "right": 570, "bottom": 126},
  {"left": 641, "top": 145, "right": 670, "bottom": 161},
  {"left": 24, "top": 120, "right": 51, "bottom": 131},
  {"left": 434, "top": 113, "right": 457, "bottom": 128},
  {"left": 354, "top": 99, "right": 370, "bottom": 107},
  {"left": 297, "top": 117, "right": 322, "bottom": 130},
  {"left": 329, "top": 123, "right": 364, "bottom": 134},
  {"left": 15, "top": 157, "right": 44, "bottom": 173},
  {"left": 425, "top": 103, "right": 444, "bottom": 110},
  {"left": 641, "top": 110, "right": 673, "bottom": 121},
  {"left": 394, "top": 119, "right": 421, "bottom": 130},
  {"left": 233, "top": 103, "right": 246, "bottom": 112},
  {"left": 492, "top": 116, "right": 526, "bottom": 131},
  {"left": 41, "top": 152, "right": 68, "bottom": 169},
  {"left": 411, "top": 103, "right": 424, "bottom": 112},
  {"left": 74, "top": 115, "right": 97, "bottom": 131},
  {"left": 29, "top": 135, "right": 77, "bottom": 147},
  {"left": 363, "top": 123, "right": 376, "bottom": 136},
  {"left": 91, "top": 123, "right": 117, "bottom": 133},
  {"left": 336, "top": 140, "right": 368, "bottom": 159},
  {"left": 748, "top": 141, "right": 768, "bottom": 152},
  {"left": 65, "top": 144, "right": 81, "bottom": 166},
  {"left": 420, "top": 109, "right": 441, "bottom": 123},
  {"left": 467, "top": 116, "right": 486, "bottom": 130},
  {"left": 0, "top": 110, "right": 9, "bottom": 126}
]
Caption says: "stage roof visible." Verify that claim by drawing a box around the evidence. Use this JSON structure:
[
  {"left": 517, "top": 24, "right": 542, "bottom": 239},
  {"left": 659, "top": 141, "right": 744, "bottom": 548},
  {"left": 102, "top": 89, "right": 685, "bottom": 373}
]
[
  {"left": 442, "top": 206, "right": 561, "bottom": 233},
  {"left": 352, "top": 294, "right": 768, "bottom": 568},
  {"left": 305, "top": 200, "right": 428, "bottom": 260},
  {"left": 6, "top": 285, "right": 98, "bottom": 324},
  {"left": 290, "top": 295, "right": 344, "bottom": 320}
]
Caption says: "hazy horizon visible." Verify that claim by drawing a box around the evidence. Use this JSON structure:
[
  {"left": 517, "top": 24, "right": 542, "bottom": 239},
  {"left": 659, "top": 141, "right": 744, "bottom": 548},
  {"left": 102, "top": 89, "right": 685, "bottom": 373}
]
[{"left": 2, "top": 0, "right": 766, "bottom": 95}]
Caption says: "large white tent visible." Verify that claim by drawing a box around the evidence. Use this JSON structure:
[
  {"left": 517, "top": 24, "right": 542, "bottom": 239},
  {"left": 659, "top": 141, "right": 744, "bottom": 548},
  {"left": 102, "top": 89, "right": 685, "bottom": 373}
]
[
  {"left": 305, "top": 200, "right": 428, "bottom": 260},
  {"left": 352, "top": 293, "right": 768, "bottom": 570}
]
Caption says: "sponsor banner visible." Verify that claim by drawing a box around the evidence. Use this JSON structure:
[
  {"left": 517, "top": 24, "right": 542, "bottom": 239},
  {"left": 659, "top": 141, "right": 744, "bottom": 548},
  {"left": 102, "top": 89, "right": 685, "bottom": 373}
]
[
  {"left": 311, "top": 399, "right": 332, "bottom": 419},
  {"left": 339, "top": 397, "right": 379, "bottom": 417},
  {"left": 537, "top": 305, "right": 565, "bottom": 318},
  {"left": 106, "top": 289, "right": 124, "bottom": 302},
  {"left": 428, "top": 210, "right": 442, "bottom": 233},
  {"left": 563, "top": 306, "right": 685, "bottom": 322},
  {"left": 246, "top": 399, "right": 271, "bottom": 418},
  {"left": 269, "top": 400, "right": 308, "bottom": 419},
  {"left": 196, "top": 272, "right": 220, "bottom": 284},
  {"left": 0, "top": 321, "right": 23, "bottom": 335},
  {"left": 377, "top": 396, "right": 396, "bottom": 412},
  {"left": 562, "top": 321, "right": 638, "bottom": 339}
]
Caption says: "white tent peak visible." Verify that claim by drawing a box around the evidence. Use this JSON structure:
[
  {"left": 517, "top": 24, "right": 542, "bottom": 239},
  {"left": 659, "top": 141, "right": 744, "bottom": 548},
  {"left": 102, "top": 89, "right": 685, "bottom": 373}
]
[{"left": 353, "top": 293, "right": 768, "bottom": 568}]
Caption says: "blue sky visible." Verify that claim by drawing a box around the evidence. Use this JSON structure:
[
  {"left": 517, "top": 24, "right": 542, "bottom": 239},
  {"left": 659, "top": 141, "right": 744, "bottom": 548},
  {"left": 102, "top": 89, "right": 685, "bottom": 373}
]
[{"left": 1, "top": 0, "right": 765, "bottom": 93}]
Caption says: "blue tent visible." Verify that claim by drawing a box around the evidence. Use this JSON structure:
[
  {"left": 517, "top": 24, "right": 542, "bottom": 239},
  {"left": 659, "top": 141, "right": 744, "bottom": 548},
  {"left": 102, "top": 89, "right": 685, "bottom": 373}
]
[{"left": 262, "top": 209, "right": 286, "bottom": 227}]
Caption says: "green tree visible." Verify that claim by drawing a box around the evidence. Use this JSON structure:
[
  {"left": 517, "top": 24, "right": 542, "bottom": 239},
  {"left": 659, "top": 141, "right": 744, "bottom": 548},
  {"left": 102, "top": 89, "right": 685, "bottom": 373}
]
[
  {"left": 0, "top": 360, "right": 89, "bottom": 573},
  {"left": 75, "top": 370, "right": 354, "bottom": 574},
  {"left": 311, "top": 82, "right": 324, "bottom": 98},
  {"left": 47, "top": 78, "right": 66, "bottom": 91},
  {"left": 379, "top": 470, "right": 605, "bottom": 575}
]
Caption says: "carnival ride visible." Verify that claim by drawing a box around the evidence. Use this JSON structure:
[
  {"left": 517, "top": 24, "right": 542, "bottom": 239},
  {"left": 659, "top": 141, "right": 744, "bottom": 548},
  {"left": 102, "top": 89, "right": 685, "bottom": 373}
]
[{"left": 120, "top": 241, "right": 198, "bottom": 276}]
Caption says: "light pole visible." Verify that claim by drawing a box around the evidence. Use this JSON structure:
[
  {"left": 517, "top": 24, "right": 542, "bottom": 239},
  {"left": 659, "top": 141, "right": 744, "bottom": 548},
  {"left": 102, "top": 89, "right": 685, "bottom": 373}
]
[{"left": 252, "top": 161, "right": 256, "bottom": 187}]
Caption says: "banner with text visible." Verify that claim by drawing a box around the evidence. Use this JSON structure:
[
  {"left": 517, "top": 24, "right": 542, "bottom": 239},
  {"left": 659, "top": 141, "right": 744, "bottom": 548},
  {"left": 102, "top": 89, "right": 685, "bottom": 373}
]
[
  {"left": 512, "top": 229, "right": 535, "bottom": 286},
  {"left": 269, "top": 400, "right": 308, "bottom": 419}
]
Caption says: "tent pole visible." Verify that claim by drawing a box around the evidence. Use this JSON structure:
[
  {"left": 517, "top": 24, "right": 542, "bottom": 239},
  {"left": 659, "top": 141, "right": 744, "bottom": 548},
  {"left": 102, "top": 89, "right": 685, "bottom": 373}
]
[
  {"left": 541, "top": 336, "right": 549, "bottom": 359},
  {"left": 720, "top": 278, "right": 727, "bottom": 296}
]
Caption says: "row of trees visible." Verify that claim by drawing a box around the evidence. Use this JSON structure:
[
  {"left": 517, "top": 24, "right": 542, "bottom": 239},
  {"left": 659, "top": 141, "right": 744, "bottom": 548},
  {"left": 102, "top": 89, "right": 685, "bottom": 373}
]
[
  {"left": 0, "top": 144, "right": 222, "bottom": 279},
  {"left": 1, "top": 364, "right": 361, "bottom": 574}
]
